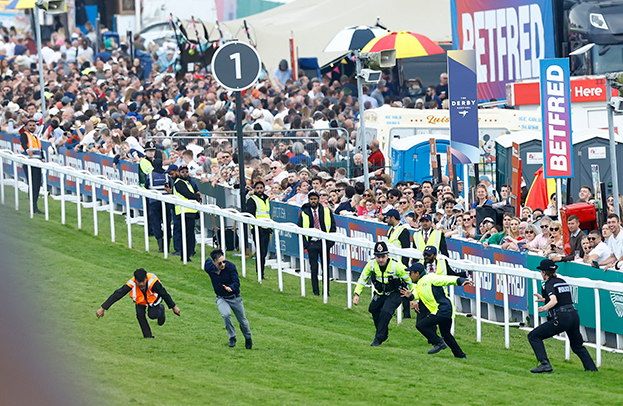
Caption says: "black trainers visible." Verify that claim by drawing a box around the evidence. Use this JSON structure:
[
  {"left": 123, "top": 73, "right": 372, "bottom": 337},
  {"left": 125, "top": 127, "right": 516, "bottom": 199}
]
[
  {"left": 531, "top": 361, "right": 553, "bottom": 373},
  {"left": 428, "top": 341, "right": 448, "bottom": 354},
  {"left": 370, "top": 338, "right": 382, "bottom": 346},
  {"left": 171, "top": 251, "right": 181, "bottom": 256},
  {"left": 158, "top": 311, "right": 166, "bottom": 326},
  {"left": 228, "top": 337, "right": 237, "bottom": 347},
  {"left": 245, "top": 338, "right": 253, "bottom": 349}
]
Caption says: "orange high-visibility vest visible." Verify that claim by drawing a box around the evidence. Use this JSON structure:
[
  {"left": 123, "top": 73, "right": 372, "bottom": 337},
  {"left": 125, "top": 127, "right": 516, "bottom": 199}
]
[
  {"left": 126, "top": 273, "right": 162, "bottom": 307},
  {"left": 24, "top": 131, "right": 42, "bottom": 150}
]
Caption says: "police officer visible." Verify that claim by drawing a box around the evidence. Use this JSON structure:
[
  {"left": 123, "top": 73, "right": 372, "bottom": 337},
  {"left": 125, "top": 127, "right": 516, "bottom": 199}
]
[
  {"left": 96, "top": 268, "right": 181, "bottom": 338},
  {"left": 174, "top": 165, "right": 202, "bottom": 262},
  {"left": 386, "top": 208, "right": 412, "bottom": 319},
  {"left": 353, "top": 241, "right": 411, "bottom": 346},
  {"left": 527, "top": 259, "right": 598, "bottom": 373},
  {"left": 298, "top": 191, "right": 336, "bottom": 296},
  {"left": 400, "top": 262, "right": 473, "bottom": 357},
  {"left": 246, "top": 180, "right": 272, "bottom": 279},
  {"left": 414, "top": 213, "right": 448, "bottom": 256},
  {"left": 145, "top": 158, "right": 170, "bottom": 252},
  {"left": 20, "top": 118, "right": 44, "bottom": 214}
]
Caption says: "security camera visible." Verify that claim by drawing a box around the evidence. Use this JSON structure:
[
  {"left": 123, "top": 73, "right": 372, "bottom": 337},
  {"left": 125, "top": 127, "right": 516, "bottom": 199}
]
[
  {"left": 609, "top": 97, "right": 623, "bottom": 114},
  {"left": 359, "top": 69, "right": 382, "bottom": 84}
]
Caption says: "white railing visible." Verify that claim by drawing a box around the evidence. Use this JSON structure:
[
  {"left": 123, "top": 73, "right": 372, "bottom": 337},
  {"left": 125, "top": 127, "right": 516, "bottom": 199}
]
[{"left": 2, "top": 148, "right": 623, "bottom": 367}]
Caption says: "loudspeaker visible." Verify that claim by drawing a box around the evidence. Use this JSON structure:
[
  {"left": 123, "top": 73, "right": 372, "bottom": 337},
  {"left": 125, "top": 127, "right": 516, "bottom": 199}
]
[
  {"left": 39, "top": 0, "right": 67, "bottom": 14},
  {"left": 362, "top": 49, "right": 396, "bottom": 70}
]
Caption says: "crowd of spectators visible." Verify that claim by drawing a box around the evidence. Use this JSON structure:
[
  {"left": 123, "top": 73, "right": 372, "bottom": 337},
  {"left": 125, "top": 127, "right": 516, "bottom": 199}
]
[{"left": 2, "top": 24, "right": 623, "bottom": 270}]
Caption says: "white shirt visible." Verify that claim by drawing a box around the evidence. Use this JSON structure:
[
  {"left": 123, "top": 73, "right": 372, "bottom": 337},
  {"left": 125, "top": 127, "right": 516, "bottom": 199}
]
[
  {"left": 272, "top": 170, "right": 288, "bottom": 184},
  {"left": 186, "top": 143, "right": 203, "bottom": 161},
  {"left": 590, "top": 241, "right": 612, "bottom": 263},
  {"left": 608, "top": 230, "right": 623, "bottom": 260}
]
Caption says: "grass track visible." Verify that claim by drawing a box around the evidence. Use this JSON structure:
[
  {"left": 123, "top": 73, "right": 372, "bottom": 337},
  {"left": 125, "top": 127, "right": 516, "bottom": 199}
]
[{"left": 2, "top": 186, "right": 623, "bottom": 406}]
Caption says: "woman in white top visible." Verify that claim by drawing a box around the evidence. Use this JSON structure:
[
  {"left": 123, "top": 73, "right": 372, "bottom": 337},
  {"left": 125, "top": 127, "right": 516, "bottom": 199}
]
[{"left": 286, "top": 180, "right": 309, "bottom": 206}]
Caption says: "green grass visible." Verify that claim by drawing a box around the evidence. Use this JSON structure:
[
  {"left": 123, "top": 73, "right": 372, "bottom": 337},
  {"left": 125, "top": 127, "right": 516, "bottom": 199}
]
[{"left": 3, "top": 186, "right": 623, "bottom": 406}]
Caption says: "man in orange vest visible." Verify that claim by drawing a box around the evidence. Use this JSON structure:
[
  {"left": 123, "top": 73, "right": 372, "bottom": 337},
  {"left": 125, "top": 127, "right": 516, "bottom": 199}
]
[
  {"left": 96, "top": 268, "right": 181, "bottom": 338},
  {"left": 19, "top": 118, "right": 44, "bottom": 214}
]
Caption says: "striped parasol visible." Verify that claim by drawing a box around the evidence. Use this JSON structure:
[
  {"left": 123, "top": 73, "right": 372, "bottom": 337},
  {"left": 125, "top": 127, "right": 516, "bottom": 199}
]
[
  {"left": 5, "top": 0, "right": 36, "bottom": 9},
  {"left": 361, "top": 31, "right": 445, "bottom": 59},
  {"left": 323, "top": 25, "right": 388, "bottom": 53}
]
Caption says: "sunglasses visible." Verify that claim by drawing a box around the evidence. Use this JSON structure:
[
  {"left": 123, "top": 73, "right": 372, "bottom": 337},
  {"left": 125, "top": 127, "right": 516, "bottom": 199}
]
[
  {"left": 404, "top": 191, "right": 413, "bottom": 195},
  {"left": 399, "top": 201, "right": 408, "bottom": 205},
  {"left": 462, "top": 218, "right": 471, "bottom": 221},
  {"left": 414, "top": 204, "right": 423, "bottom": 208},
  {"left": 363, "top": 193, "right": 372, "bottom": 197},
  {"left": 375, "top": 192, "right": 383, "bottom": 195},
  {"left": 319, "top": 194, "right": 328, "bottom": 197},
  {"left": 549, "top": 227, "right": 559, "bottom": 232},
  {"left": 471, "top": 215, "right": 476, "bottom": 218},
  {"left": 271, "top": 166, "right": 279, "bottom": 170},
  {"left": 589, "top": 237, "right": 597, "bottom": 241},
  {"left": 541, "top": 224, "right": 549, "bottom": 228},
  {"left": 525, "top": 230, "right": 534, "bottom": 234},
  {"left": 379, "top": 200, "right": 387, "bottom": 204}
]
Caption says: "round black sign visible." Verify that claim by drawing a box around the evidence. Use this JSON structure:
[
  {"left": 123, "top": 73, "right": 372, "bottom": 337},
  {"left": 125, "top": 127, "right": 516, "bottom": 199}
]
[{"left": 211, "top": 41, "right": 262, "bottom": 91}]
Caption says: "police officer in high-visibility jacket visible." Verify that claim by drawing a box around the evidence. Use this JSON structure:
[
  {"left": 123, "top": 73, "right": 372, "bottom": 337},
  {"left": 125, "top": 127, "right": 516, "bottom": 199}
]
[
  {"left": 145, "top": 158, "right": 171, "bottom": 253},
  {"left": 527, "top": 259, "right": 598, "bottom": 373},
  {"left": 414, "top": 213, "right": 448, "bottom": 256},
  {"left": 353, "top": 241, "right": 412, "bottom": 346},
  {"left": 174, "top": 165, "right": 202, "bottom": 262},
  {"left": 297, "top": 191, "right": 336, "bottom": 296},
  {"left": 385, "top": 209, "right": 412, "bottom": 319},
  {"left": 138, "top": 141, "right": 156, "bottom": 188},
  {"left": 400, "top": 262, "right": 472, "bottom": 357},
  {"left": 246, "top": 180, "right": 272, "bottom": 279},
  {"left": 19, "top": 118, "right": 44, "bottom": 214},
  {"left": 96, "top": 268, "right": 181, "bottom": 338}
]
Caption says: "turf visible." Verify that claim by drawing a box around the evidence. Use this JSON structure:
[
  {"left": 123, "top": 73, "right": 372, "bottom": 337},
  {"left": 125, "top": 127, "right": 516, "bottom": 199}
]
[{"left": 2, "top": 186, "right": 623, "bottom": 406}]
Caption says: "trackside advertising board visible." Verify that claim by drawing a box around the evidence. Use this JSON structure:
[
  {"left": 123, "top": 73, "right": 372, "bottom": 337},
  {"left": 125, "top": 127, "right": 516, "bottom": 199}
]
[
  {"left": 450, "top": 0, "right": 555, "bottom": 101},
  {"left": 539, "top": 58, "right": 573, "bottom": 178}
]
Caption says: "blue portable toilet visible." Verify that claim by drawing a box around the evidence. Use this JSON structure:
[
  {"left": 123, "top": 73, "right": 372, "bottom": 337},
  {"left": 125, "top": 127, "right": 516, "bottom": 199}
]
[{"left": 391, "top": 134, "right": 450, "bottom": 183}]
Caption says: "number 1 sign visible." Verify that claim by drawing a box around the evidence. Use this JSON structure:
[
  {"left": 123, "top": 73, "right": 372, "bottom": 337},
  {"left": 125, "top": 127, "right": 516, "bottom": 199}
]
[{"left": 212, "top": 41, "right": 262, "bottom": 91}]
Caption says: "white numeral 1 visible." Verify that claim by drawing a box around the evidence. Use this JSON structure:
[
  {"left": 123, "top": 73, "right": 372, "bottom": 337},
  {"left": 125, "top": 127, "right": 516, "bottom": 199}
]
[{"left": 230, "top": 52, "right": 241, "bottom": 79}]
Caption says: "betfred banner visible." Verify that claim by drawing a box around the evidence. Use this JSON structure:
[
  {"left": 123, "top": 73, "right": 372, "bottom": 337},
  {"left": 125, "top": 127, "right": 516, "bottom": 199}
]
[
  {"left": 450, "top": 0, "right": 555, "bottom": 101},
  {"left": 540, "top": 58, "right": 573, "bottom": 179},
  {"left": 448, "top": 49, "right": 480, "bottom": 164}
]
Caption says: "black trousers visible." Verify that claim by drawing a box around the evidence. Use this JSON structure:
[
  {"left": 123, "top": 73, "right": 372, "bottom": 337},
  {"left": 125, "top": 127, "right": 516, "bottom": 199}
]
[
  {"left": 173, "top": 212, "right": 181, "bottom": 252},
  {"left": 307, "top": 240, "right": 331, "bottom": 295},
  {"left": 528, "top": 310, "right": 597, "bottom": 370},
  {"left": 368, "top": 291, "right": 403, "bottom": 343},
  {"left": 148, "top": 200, "right": 171, "bottom": 242},
  {"left": 136, "top": 303, "right": 165, "bottom": 338},
  {"left": 254, "top": 228, "right": 271, "bottom": 278},
  {"left": 25, "top": 164, "right": 42, "bottom": 210},
  {"left": 181, "top": 212, "right": 196, "bottom": 261},
  {"left": 417, "top": 314, "right": 466, "bottom": 357}
]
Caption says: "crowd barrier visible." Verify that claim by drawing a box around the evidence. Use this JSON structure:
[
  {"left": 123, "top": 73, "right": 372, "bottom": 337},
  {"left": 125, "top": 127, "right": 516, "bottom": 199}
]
[{"left": 2, "top": 146, "right": 623, "bottom": 367}]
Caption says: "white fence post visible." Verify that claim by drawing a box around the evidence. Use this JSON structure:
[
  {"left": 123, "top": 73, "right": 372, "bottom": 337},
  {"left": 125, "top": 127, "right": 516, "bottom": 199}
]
[
  {"left": 255, "top": 224, "right": 261, "bottom": 283},
  {"left": 92, "top": 182, "right": 98, "bottom": 236},
  {"left": 27, "top": 164, "right": 34, "bottom": 218},
  {"left": 200, "top": 211, "right": 205, "bottom": 269},
  {"left": 532, "top": 278, "right": 540, "bottom": 328},
  {"left": 43, "top": 169, "right": 48, "bottom": 221},
  {"left": 161, "top": 200, "right": 168, "bottom": 258},
  {"left": 220, "top": 215, "right": 226, "bottom": 257},
  {"left": 181, "top": 206, "right": 187, "bottom": 265},
  {"left": 60, "top": 173, "right": 66, "bottom": 224},
  {"left": 125, "top": 193, "right": 132, "bottom": 249},
  {"left": 239, "top": 221, "right": 246, "bottom": 278},
  {"left": 76, "top": 179, "right": 82, "bottom": 229},
  {"left": 13, "top": 161, "right": 18, "bottom": 210},
  {"left": 107, "top": 187, "right": 114, "bottom": 242},
  {"left": 346, "top": 243, "right": 352, "bottom": 309},
  {"left": 275, "top": 228, "right": 283, "bottom": 292},
  {"left": 299, "top": 233, "right": 305, "bottom": 297},
  {"left": 503, "top": 274, "right": 510, "bottom": 349},
  {"left": 0, "top": 155, "right": 4, "bottom": 205},
  {"left": 475, "top": 271, "right": 482, "bottom": 342},
  {"left": 450, "top": 284, "right": 455, "bottom": 335},
  {"left": 595, "top": 288, "right": 602, "bottom": 367}
]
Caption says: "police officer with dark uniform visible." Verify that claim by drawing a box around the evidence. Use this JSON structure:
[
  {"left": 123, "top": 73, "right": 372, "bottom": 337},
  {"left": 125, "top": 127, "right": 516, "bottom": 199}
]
[
  {"left": 353, "top": 241, "right": 411, "bottom": 346},
  {"left": 385, "top": 208, "right": 412, "bottom": 318},
  {"left": 527, "top": 259, "right": 598, "bottom": 373},
  {"left": 246, "top": 180, "right": 272, "bottom": 279},
  {"left": 96, "top": 268, "right": 181, "bottom": 338},
  {"left": 145, "top": 158, "right": 170, "bottom": 252}
]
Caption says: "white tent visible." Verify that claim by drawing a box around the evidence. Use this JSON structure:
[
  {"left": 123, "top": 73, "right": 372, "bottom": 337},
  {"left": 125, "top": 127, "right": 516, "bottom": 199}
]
[{"left": 202, "top": 0, "right": 451, "bottom": 76}]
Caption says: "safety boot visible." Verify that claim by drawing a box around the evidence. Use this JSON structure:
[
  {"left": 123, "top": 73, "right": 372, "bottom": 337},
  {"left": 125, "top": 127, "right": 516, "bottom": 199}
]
[{"left": 531, "top": 361, "right": 553, "bottom": 373}]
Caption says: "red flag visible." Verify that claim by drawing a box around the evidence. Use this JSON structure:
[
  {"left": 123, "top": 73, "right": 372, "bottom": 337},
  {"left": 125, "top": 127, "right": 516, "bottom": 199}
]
[{"left": 525, "top": 166, "right": 556, "bottom": 211}]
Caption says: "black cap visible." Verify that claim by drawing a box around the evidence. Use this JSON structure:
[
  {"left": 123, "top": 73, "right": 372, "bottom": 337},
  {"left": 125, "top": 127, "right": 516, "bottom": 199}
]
[
  {"left": 307, "top": 190, "right": 319, "bottom": 198},
  {"left": 374, "top": 241, "right": 389, "bottom": 256},
  {"left": 406, "top": 262, "right": 425, "bottom": 274},
  {"left": 144, "top": 141, "right": 156, "bottom": 151},
  {"left": 537, "top": 259, "right": 558, "bottom": 272}
]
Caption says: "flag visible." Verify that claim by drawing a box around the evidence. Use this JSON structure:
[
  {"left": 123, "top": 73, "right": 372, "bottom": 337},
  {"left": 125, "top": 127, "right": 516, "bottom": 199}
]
[{"left": 525, "top": 166, "right": 557, "bottom": 211}]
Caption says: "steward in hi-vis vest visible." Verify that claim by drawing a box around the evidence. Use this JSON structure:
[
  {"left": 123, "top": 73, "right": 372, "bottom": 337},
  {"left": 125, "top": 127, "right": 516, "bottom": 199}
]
[
  {"left": 20, "top": 118, "right": 44, "bottom": 214},
  {"left": 246, "top": 181, "right": 272, "bottom": 279},
  {"left": 414, "top": 213, "right": 448, "bottom": 256},
  {"left": 96, "top": 268, "right": 181, "bottom": 338}
]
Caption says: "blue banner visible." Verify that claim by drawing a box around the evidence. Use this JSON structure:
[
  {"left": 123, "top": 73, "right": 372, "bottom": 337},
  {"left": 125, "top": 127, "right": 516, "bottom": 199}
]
[
  {"left": 540, "top": 58, "right": 574, "bottom": 179},
  {"left": 448, "top": 49, "right": 480, "bottom": 164}
]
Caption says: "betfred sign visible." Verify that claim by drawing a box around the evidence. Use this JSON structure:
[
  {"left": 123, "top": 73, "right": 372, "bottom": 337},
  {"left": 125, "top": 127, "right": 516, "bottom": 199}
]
[
  {"left": 450, "top": 0, "right": 556, "bottom": 101},
  {"left": 540, "top": 58, "right": 573, "bottom": 179},
  {"left": 507, "top": 76, "right": 611, "bottom": 105}
]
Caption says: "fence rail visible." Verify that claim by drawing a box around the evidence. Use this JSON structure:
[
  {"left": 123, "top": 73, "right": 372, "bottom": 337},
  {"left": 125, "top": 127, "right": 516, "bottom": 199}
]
[{"left": 1, "top": 148, "right": 622, "bottom": 367}]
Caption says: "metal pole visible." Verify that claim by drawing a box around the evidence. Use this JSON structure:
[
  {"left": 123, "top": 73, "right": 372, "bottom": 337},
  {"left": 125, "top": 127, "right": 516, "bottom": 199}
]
[
  {"left": 27, "top": 164, "right": 33, "bottom": 218},
  {"left": 93, "top": 182, "right": 98, "bottom": 236},
  {"left": 76, "top": 179, "right": 82, "bottom": 228},
  {"left": 34, "top": 7, "right": 46, "bottom": 117},
  {"left": 476, "top": 271, "right": 481, "bottom": 342},
  {"left": 346, "top": 243, "right": 352, "bottom": 309},
  {"left": 606, "top": 78, "right": 620, "bottom": 213},
  {"left": 299, "top": 234, "right": 305, "bottom": 297},
  {"left": 43, "top": 169, "right": 48, "bottom": 220},
  {"left": 356, "top": 50, "right": 370, "bottom": 191},
  {"left": 275, "top": 229, "right": 283, "bottom": 292},
  {"left": 181, "top": 206, "right": 187, "bottom": 265},
  {"left": 161, "top": 200, "right": 168, "bottom": 257},
  {"left": 235, "top": 91, "right": 246, "bottom": 211},
  {"left": 125, "top": 193, "right": 132, "bottom": 249}
]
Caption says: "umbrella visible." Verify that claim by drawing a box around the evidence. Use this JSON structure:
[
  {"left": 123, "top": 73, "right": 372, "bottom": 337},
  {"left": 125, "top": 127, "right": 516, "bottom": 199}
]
[
  {"left": 5, "top": 0, "right": 36, "bottom": 9},
  {"left": 361, "top": 31, "right": 445, "bottom": 59},
  {"left": 323, "top": 25, "right": 388, "bottom": 53}
]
